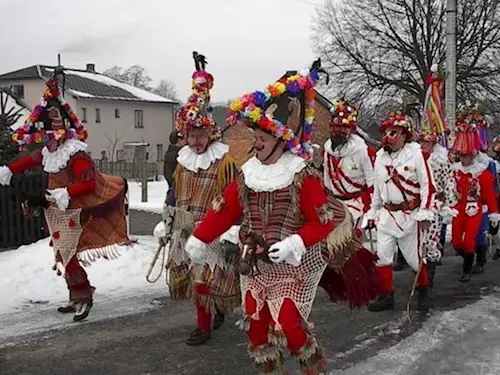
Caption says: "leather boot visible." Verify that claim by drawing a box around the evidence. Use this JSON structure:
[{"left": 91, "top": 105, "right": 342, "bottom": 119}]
[
  {"left": 427, "top": 262, "right": 437, "bottom": 288},
  {"left": 186, "top": 328, "right": 211, "bottom": 346},
  {"left": 57, "top": 301, "right": 76, "bottom": 313},
  {"left": 417, "top": 286, "right": 433, "bottom": 311},
  {"left": 394, "top": 250, "right": 407, "bottom": 272},
  {"left": 212, "top": 312, "right": 225, "bottom": 330},
  {"left": 368, "top": 292, "right": 394, "bottom": 312},
  {"left": 472, "top": 246, "right": 487, "bottom": 274},
  {"left": 459, "top": 253, "right": 474, "bottom": 283}
]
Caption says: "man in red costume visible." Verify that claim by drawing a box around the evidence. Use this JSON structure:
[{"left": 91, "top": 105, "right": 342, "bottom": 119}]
[
  {"left": 0, "top": 78, "right": 132, "bottom": 321},
  {"left": 364, "top": 112, "right": 435, "bottom": 312},
  {"left": 183, "top": 60, "right": 379, "bottom": 375},
  {"left": 323, "top": 100, "right": 374, "bottom": 227},
  {"left": 450, "top": 112, "right": 500, "bottom": 282},
  {"left": 153, "top": 52, "right": 241, "bottom": 346}
]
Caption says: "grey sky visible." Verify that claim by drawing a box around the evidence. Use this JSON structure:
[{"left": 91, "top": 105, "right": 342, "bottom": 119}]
[{"left": 0, "top": 0, "right": 321, "bottom": 102}]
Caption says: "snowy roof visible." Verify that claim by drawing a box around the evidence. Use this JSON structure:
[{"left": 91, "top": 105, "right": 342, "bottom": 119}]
[
  {"left": 0, "top": 65, "right": 177, "bottom": 104},
  {"left": 0, "top": 88, "right": 31, "bottom": 130}
]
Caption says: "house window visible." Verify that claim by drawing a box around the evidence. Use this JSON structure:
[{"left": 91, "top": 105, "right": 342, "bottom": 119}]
[
  {"left": 81, "top": 108, "right": 88, "bottom": 123},
  {"left": 134, "top": 110, "right": 144, "bottom": 128},
  {"left": 115, "top": 109, "right": 120, "bottom": 118},
  {"left": 156, "top": 144, "right": 164, "bottom": 162},
  {"left": 11, "top": 85, "right": 24, "bottom": 98},
  {"left": 95, "top": 108, "right": 101, "bottom": 123}
]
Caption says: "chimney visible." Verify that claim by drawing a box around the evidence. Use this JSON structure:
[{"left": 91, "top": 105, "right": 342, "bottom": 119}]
[{"left": 86, "top": 63, "right": 95, "bottom": 72}]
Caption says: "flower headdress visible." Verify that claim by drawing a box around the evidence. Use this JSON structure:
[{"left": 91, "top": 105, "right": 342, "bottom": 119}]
[
  {"left": 12, "top": 78, "right": 87, "bottom": 146},
  {"left": 329, "top": 99, "right": 358, "bottom": 137},
  {"left": 175, "top": 51, "right": 220, "bottom": 142},
  {"left": 226, "top": 58, "right": 328, "bottom": 159},
  {"left": 456, "top": 103, "right": 488, "bottom": 151},
  {"left": 380, "top": 111, "right": 414, "bottom": 134},
  {"left": 451, "top": 104, "right": 486, "bottom": 154}
]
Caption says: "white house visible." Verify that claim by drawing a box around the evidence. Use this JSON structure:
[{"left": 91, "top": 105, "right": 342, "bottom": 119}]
[{"left": 0, "top": 63, "right": 177, "bottom": 164}]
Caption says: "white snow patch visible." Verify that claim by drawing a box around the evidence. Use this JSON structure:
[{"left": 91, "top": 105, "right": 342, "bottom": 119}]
[
  {"left": 128, "top": 180, "right": 169, "bottom": 214},
  {"left": 1, "top": 91, "right": 30, "bottom": 130},
  {"left": 0, "top": 235, "right": 167, "bottom": 346},
  {"left": 68, "top": 89, "right": 96, "bottom": 98},
  {"left": 332, "top": 293, "right": 500, "bottom": 375},
  {"left": 67, "top": 70, "right": 176, "bottom": 103}
]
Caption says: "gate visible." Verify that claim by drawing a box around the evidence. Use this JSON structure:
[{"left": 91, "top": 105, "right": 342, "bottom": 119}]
[{"left": 0, "top": 169, "right": 48, "bottom": 250}]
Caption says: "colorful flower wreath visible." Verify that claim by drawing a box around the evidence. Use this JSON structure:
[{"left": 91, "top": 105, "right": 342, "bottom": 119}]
[
  {"left": 175, "top": 70, "right": 221, "bottom": 141},
  {"left": 227, "top": 67, "right": 321, "bottom": 159},
  {"left": 380, "top": 111, "right": 414, "bottom": 133},
  {"left": 12, "top": 78, "right": 87, "bottom": 146},
  {"left": 330, "top": 99, "right": 358, "bottom": 128}
]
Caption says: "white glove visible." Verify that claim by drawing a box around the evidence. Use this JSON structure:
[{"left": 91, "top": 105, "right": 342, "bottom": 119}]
[
  {"left": 46, "top": 188, "right": 70, "bottom": 211},
  {"left": 0, "top": 166, "right": 13, "bottom": 186},
  {"left": 185, "top": 235, "right": 207, "bottom": 265},
  {"left": 268, "top": 234, "right": 306, "bottom": 266},
  {"left": 219, "top": 225, "right": 240, "bottom": 245},
  {"left": 489, "top": 213, "right": 500, "bottom": 226}
]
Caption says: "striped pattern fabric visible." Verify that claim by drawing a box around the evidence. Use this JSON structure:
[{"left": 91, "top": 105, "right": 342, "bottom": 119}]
[{"left": 48, "top": 152, "right": 132, "bottom": 260}]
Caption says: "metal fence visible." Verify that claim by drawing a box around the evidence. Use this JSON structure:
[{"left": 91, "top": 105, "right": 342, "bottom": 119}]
[
  {"left": 0, "top": 169, "right": 48, "bottom": 250},
  {"left": 93, "top": 159, "right": 159, "bottom": 181}
]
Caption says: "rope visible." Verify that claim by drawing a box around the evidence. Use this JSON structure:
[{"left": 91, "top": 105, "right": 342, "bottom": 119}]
[{"left": 146, "top": 242, "right": 167, "bottom": 283}]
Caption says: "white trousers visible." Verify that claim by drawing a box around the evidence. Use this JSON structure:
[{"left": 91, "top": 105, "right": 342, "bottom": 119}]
[{"left": 376, "top": 228, "right": 421, "bottom": 272}]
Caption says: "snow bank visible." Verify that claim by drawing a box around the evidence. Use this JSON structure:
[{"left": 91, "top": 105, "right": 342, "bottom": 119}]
[
  {"left": 334, "top": 292, "right": 500, "bottom": 375},
  {"left": 128, "top": 180, "right": 168, "bottom": 214}
]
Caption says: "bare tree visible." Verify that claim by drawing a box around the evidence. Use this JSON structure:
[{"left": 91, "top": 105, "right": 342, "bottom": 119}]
[
  {"left": 105, "top": 129, "right": 127, "bottom": 163},
  {"left": 103, "top": 65, "right": 153, "bottom": 90},
  {"left": 153, "top": 80, "right": 179, "bottom": 101},
  {"left": 312, "top": 0, "right": 500, "bottom": 105}
]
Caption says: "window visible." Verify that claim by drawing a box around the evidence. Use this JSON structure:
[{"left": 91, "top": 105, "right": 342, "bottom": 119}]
[
  {"left": 156, "top": 144, "right": 164, "bottom": 162},
  {"left": 115, "top": 109, "right": 120, "bottom": 118},
  {"left": 134, "top": 110, "right": 144, "bottom": 128},
  {"left": 81, "top": 107, "right": 88, "bottom": 123},
  {"left": 11, "top": 84, "right": 24, "bottom": 98},
  {"left": 95, "top": 108, "right": 101, "bottom": 123}
]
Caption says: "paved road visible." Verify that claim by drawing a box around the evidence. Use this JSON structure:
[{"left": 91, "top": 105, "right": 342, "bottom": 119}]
[{"left": 1, "top": 211, "right": 499, "bottom": 375}]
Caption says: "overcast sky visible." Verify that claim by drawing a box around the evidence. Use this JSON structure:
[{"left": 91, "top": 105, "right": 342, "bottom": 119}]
[{"left": 0, "top": 0, "right": 322, "bottom": 102}]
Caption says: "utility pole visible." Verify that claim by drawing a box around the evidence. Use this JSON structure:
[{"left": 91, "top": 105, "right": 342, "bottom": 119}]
[{"left": 445, "top": 0, "right": 457, "bottom": 135}]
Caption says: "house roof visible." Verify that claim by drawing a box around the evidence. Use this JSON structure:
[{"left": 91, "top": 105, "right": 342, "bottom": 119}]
[
  {"left": 0, "top": 65, "right": 177, "bottom": 104},
  {"left": 0, "top": 87, "right": 31, "bottom": 130}
]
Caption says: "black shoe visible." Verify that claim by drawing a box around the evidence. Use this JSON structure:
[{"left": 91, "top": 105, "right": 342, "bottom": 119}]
[
  {"left": 459, "top": 273, "right": 472, "bottom": 283},
  {"left": 417, "top": 286, "right": 433, "bottom": 311},
  {"left": 493, "top": 249, "right": 500, "bottom": 261},
  {"left": 186, "top": 328, "right": 211, "bottom": 346},
  {"left": 394, "top": 251, "right": 406, "bottom": 272},
  {"left": 471, "top": 263, "right": 485, "bottom": 274},
  {"left": 213, "top": 313, "right": 225, "bottom": 330},
  {"left": 73, "top": 300, "right": 93, "bottom": 322},
  {"left": 57, "top": 302, "right": 76, "bottom": 313},
  {"left": 368, "top": 292, "right": 394, "bottom": 312}
]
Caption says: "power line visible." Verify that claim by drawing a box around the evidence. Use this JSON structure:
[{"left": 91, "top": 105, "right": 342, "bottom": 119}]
[{"left": 295, "top": 0, "right": 324, "bottom": 6}]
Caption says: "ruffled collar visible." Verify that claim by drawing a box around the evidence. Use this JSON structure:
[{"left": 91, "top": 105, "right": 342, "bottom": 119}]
[
  {"left": 453, "top": 152, "right": 490, "bottom": 177},
  {"left": 241, "top": 152, "right": 306, "bottom": 192},
  {"left": 42, "top": 139, "right": 88, "bottom": 173},
  {"left": 325, "top": 134, "right": 366, "bottom": 158},
  {"left": 428, "top": 144, "right": 449, "bottom": 169},
  {"left": 177, "top": 142, "right": 229, "bottom": 172}
]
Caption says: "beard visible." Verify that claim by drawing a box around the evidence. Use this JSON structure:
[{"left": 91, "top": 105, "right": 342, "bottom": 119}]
[{"left": 330, "top": 136, "right": 346, "bottom": 151}]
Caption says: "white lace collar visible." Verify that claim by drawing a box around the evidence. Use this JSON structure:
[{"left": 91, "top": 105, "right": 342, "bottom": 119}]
[
  {"left": 177, "top": 142, "right": 229, "bottom": 172},
  {"left": 325, "top": 134, "right": 366, "bottom": 158},
  {"left": 241, "top": 152, "right": 306, "bottom": 192},
  {"left": 453, "top": 152, "right": 490, "bottom": 177},
  {"left": 428, "top": 144, "right": 449, "bottom": 168},
  {"left": 42, "top": 139, "right": 88, "bottom": 173}
]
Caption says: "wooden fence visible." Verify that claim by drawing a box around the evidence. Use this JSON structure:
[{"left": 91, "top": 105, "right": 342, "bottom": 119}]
[
  {"left": 93, "top": 159, "right": 159, "bottom": 181},
  {"left": 0, "top": 169, "right": 48, "bottom": 251}
]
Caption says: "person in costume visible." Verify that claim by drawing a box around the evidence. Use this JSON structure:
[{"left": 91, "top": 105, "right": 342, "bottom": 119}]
[
  {"left": 363, "top": 111, "right": 436, "bottom": 312},
  {"left": 418, "top": 130, "right": 457, "bottom": 285},
  {"left": 183, "top": 60, "right": 380, "bottom": 375},
  {"left": 450, "top": 110, "right": 500, "bottom": 282},
  {"left": 153, "top": 52, "right": 241, "bottom": 346},
  {"left": 323, "top": 100, "right": 374, "bottom": 227},
  {"left": 490, "top": 135, "right": 500, "bottom": 260},
  {"left": 0, "top": 78, "right": 132, "bottom": 321}
]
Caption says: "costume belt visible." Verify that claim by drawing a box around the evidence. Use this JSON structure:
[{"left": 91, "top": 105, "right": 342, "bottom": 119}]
[
  {"left": 333, "top": 190, "right": 363, "bottom": 200},
  {"left": 383, "top": 198, "right": 421, "bottom": 212}
]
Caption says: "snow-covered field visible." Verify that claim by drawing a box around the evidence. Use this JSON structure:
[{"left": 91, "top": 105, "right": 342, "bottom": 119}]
[
  {"left": 0, "top": 236, "right": 166, "bottom": 347},
  {"left": 334, "top": 291, "right": 500, "bottom": 375},
  {"left": 128, "top": 180, "right": 169, "bottom": 214}
]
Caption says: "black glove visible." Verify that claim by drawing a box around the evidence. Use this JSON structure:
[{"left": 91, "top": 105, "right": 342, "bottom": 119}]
[
  {"left": 22, "top": 193, "right": 48, "bottom": 208},
  {"left": 489, "top": 222, "right": 499, "bottom": 236}
]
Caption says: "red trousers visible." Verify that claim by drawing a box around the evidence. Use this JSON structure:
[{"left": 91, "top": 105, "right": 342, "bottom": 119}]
[
  {"left": 452, "top": 211, "right": 483, "bottom": 254},
  {"left": 64, "top": 256, "right": 93, "bottom": 304},
  {"left": 196, "top": 304, "right": 212, "bottom": 332},
  {"left": 245, "top": 292, "right": 307, "bottom": 351},
  {"left": 377, "top": 264, "right": 429, "bottom": 293}
]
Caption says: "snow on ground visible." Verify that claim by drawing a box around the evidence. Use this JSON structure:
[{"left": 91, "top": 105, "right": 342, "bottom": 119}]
[
  {"left": 128, "top": 180, "right": 169, "bottom": 214},
  {"left": 0, "top": 235, "right": 167, "bottom": 347},
  {"left": 333, "top": 291, "right": 500, "bottom": 375}
]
